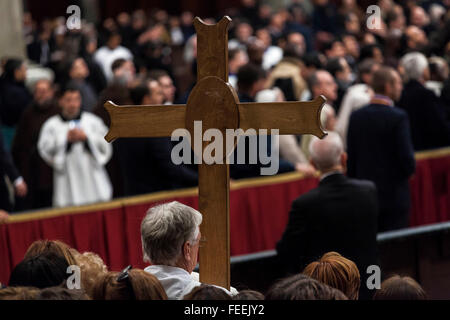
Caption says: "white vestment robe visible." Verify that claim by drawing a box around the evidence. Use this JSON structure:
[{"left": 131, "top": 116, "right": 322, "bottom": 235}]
[{"left": 38, "top": 112, "right": 113, "bottom": 207}]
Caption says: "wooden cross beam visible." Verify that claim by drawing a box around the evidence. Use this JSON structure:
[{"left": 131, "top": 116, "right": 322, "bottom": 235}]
[{"left": 104, "top": 16, "right": 326, "bottom": 290}]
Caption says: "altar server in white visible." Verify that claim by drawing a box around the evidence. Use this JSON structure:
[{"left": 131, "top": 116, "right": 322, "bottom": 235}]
[{"left": 38, "top": 84, "right": 112, "bottom": 207}]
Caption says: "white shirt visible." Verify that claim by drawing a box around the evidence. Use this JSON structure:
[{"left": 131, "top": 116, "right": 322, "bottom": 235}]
[
  {"left": 94, "top": 46, "right": 133, "bottom": 82},
  {"left": 145, "top": 265, "right": 238, "bottom": 300}
]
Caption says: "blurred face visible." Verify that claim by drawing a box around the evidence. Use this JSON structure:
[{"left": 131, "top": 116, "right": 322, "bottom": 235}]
[
  {"left": 148, "top": 80, "right": 164, "bottom": 105},
  {"left": 59, "top": 91, "right": 81, "bottom": 119},
  {"left": 159, "top": 75, "right": 175, "bottom": 103},
  {"left": 345, "top": 13, "right": 360, "bottom": 34},
  {"left": 410, "top": 6, "right": 429, "bottom": 27},
  {"left": 236, "top": 23, "right": 253, "bottom": 42},
  {"left": 287, "top": 32, "right": 306, "bottom": 56},
  {"left": 70, "top": 58, "right": 89, "bottom": 80},
  {"left": 107, "top": 34, "right": 121, "bottom": 49},
  {"left": 387, "top": 71, "right": 403, "bottom": 102},
  {"left": 343, "top": 35, "right": 359, "bottom": 58},
  {"left": 327, "top": 41, "right": 346, "bottom": 58},
  {"left": 117, "top": 12, "right": 131, "bottom": 27},
  {"left": 406, "top": 26, "right": 428, "bottom": 50},
  {"left": 256, "top": 29, "right": 272, "bottom": 49},
  {"left": 14, "top": 63, "right": 27, "bottom": 82},
  {"left": 229, "top": 50, "right": 249, "bottom": 73},
  {"left": 337, "top": 58, "right": 352, "bottom": 83},
  {"left": 372, "top": 47, "right": 384, "bottom": 64},
  {"left": 34, "top": 80, "right": 54, "bottom": 106},
  {"left": 315, "top": 71, "right": 338, "bottom": 102}
]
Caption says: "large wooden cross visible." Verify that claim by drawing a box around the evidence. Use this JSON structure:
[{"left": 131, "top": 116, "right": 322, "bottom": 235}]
[{"left": 104, "top": 16, "right": 326, "bottom": 289}]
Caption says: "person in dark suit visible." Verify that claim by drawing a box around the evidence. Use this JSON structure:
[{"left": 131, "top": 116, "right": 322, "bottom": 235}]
[
  {"left": 347, "top": 66, "right": 416, "bottom": 232},
  {"left": 12, "top": 79, "right": 59, "bottom": 210},
  {"left": 397, "top": 52, "right": 450, "bottom": 151},
  {"left": 0, "top": 119, "right": 27, "bottom": 211},
  {"left": 116, "top": 85, "right": 198, "bottom": 196},
  {"left": 276, "top": 132, "right": 379, "bottom": 300}
]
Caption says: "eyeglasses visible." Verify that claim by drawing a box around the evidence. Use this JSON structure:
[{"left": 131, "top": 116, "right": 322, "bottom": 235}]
[{"left": 117, "top": 265, "right": 132, "bottom": 282}]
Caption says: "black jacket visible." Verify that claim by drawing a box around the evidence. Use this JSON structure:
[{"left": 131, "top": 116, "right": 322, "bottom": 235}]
[
  {"left": 276, "top": 173, "right": 379, "bottom": 299},
  {"left": 116, "top": 137, "right": 198, "bottom": 196},
  {"left": 347, "top": 103, "right": 415, "bottom": 231},
  {"left": 0, "top": 78, "right": 32, "bottom": 127},
  {"left": 397, "top": 80, "right": 450, "bottom": 151}
]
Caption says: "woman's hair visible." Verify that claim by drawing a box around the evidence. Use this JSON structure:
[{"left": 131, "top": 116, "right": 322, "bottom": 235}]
[
  {"left": 37, "top": 285, "right": 91, "bottom": 300},
  {"left": 8, "top": 252, "right": 70, "bottom": 289},
  {"left": 232, "top": 289, "right": 265, "bottom": 300},
  {"left": 141, "top": 201, "right": 202, "bottom": 265},
  {"left": 24, "top": 240, "right": 78, "bottom": 266},
  {"left": 0, "top": 286, "right": 40, "bottom": 300},
  {"left": 1, "top": 58, "right": 24, "bottom": 82},
  {"left": 183, "top": 285, "right": 232, "bottom": 300},
  {"left": 70, "top": 249, "right": 108, "bottom": 298},
  {"left": 302, "top": 251, "right": 361, "bottom": 300},
  {"left": 91, "top": 268, "right": 168, "bottom": 300},
  {"left": 373, "top": 275, "right": 427, "bottom": 300},
  {"left": 265, "top": 274, "right": 348, "bottom": 300}
]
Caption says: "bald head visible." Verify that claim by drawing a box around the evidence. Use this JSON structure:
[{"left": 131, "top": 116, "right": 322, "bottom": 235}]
[{"left": 309, "top": 132, "right": 345, "bottom": 173}]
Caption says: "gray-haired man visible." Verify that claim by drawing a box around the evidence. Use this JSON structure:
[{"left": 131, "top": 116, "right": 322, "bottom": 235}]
[{"left": 141, "top": 201, "right": 238, "bottom": 299}]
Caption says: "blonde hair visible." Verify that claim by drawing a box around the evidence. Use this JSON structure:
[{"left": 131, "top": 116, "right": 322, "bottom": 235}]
[
  {"left": 303, "top": 252, "right": 360, "bottom": 300},
  {"left": 70, "top": 249, "right": 108, "bottom": 298}
]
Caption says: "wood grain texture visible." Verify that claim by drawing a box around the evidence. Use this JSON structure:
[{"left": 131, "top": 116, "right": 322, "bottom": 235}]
[
  {"left": 192, "top": 16, "right": 232, "bottom": 288},
  {"left": 198, "top": 163, "right": 230, "bottom": 289},
  {"left": 238, "top": 95, "right": 328, "bottom": 138},
  {"left": 104, "top": 101, "right": 186, "bottom": 142},
  {"left": 186, "top": 76, "right": 239, "bottom": 160},
  {"left": 194, "top": 16, "right": 231, "bottom": 82}
]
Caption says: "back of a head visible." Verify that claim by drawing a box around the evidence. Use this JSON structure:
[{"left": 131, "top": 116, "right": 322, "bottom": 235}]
[
  {"left": 92, "top": 269, "right": 167, "bottom": 300},
  {"left": 237, "top": 63, "right": 266, "bottom": 93},
  {"left": 70, "top": 249, "right": 108, "bottom": 298},
  {"left": 400, "top": 52, "right": 428, "bottom": 82},
  {"left": 308, "top": 131, "right": 344, "bottom": 172},
  {"left": 373, "top": 275, "right": 427, "bottom": 300},
  {"left": 24, "top": 240, "right": 77, "bottom": 266},
  {"left": 183, "top": 284, "right": 232, "bottom": 300},
  {"left": 232, "top": 289, "right": 265, "bottom": 300},
  {"left": 37, "top": 285, "right": 90, "bottom": 300},
  {"left": 303, "top": 252, "right": 360, "bottom": 300},
  {"left": 0, "top": 286, "right": 40, "bottom": 300},
  {"left": 428, "top": 56, "right": 448, "bottom": 81},
  {"left": 370, "top": 66, "right": 395, "bottom": 95},
  {"left": 1, "top": 58, "right": 23, "bottom": 82},
  {"left": 111, "top": 58, "right": 127, "bottom": 73},
  {"left": 326, "top": 57, "right": 343, "bottom": 78},
  {"left": 130, "top": 85, "right": 150, "bottom": 105},
  {"left": 141, "top": 201, "right": 202, "bottom": 266},
  {"left": 265, "top": 274, "right": 348, "bottom": 300},
  {"left": 9, "top": 252, "right": 70, "bottom": 289}
]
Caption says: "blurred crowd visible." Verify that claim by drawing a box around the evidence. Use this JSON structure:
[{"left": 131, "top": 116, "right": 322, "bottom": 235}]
[{"left": 1, "top": 0, "right": 450, "bottom": 214}]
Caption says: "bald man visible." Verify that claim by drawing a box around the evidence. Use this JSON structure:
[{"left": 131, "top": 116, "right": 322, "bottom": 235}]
[{"left": 276, "top": 132, "right": 379, "bottom": 300}]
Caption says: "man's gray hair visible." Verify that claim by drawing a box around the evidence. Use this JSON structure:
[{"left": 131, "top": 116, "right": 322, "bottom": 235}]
[
  {"left": 400, "top": 52, "right": 428, "bottom": 81},
  {"left": 309, "top": 131, "right": 344, "bottom": 171},
  {"left": 141, "top": 201, "right": 202, "bottom": 265}
]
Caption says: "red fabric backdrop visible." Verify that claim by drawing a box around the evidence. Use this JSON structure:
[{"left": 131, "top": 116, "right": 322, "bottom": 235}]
[{"left": 1, "top": 149, "right": 450, "bottom": 285}]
